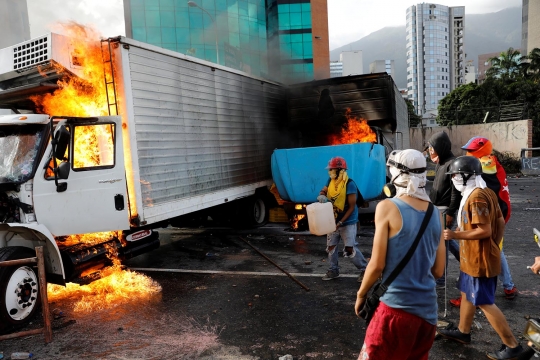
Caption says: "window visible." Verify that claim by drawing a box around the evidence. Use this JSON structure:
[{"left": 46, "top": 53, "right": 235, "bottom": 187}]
[{"left": 73, "top": 124, "right": 116, "bottom": 170}]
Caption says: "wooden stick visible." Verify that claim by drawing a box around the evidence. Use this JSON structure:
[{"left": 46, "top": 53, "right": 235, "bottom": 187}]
[
  {"left": 0, "top": 257, "right": 37, "bottom": 267},
  {"left": 36, "top": 247, "right": 52, "bottom": 343}
]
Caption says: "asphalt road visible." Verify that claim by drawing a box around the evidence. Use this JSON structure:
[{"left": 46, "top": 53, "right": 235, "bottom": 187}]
[
  {"left": 128, "top": 175, "right": 540, "bottom": 360},
  {"left": 2, "top": 176, "right": 540, "bottom": 359}
]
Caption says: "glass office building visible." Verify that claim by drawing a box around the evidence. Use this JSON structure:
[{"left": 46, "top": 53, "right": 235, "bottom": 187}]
[
  {"left": 124, "top": 0, "right": 269, "bottom": 77},
  {"left": 124, "top": 0, "right": 329, "bottom": 82},
  {"left": 406, "top": 3, "right": 464, "bottom": 115},
  {"left": 267, "top": 0, "right": 313, "bottom": 82}
]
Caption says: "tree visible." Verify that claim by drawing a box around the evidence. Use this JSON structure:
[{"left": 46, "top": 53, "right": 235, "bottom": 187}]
[
  {"left": 436, "top": 76, "right": 540, "bottom": 147},
  {"left": 485, "top": 47, "right": 526, "bottom": 81},
  {"left": 525, "top": 47, "right": 540, "bottom": 82},
  {"left": 406, "top": 99, "right": 422, "bottom": 127}
]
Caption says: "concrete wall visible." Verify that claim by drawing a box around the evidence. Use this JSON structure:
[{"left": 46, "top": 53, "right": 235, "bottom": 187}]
[{"left": 409, "top": 119, "right": 533, "bottom": 157}]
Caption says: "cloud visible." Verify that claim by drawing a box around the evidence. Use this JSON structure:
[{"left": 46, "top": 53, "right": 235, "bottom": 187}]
[
  {"left": 26, "top": 0, "right": 522, "bottom": 50},
  {"left": 27, "top": 0, "right": 125, "bottom": 38}
]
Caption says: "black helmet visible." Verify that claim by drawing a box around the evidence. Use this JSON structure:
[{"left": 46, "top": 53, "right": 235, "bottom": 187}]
[{"left": 446, "top": 156, "right": 482, "bottom": 175}]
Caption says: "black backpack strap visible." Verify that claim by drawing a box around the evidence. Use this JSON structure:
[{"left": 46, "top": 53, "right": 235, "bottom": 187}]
[
  {"left": 373, "top": 202, "right": 435, "bottom": 297},
  {"left": 347, "top": 178, "right": 365, "bottom": 205}
]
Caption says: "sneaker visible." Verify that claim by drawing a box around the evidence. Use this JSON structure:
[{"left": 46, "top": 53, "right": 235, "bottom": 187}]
[
  {"left": 322, "top": 270, "right": 339, "bottom": 281},
  {"left": 437, "top": 326, "right": 471, "bottom": 344},
  {"left": 486, "top": 344, "right": 524, "bottom": 360},
  {"left": 504, "top": 286, "right": 518, "bottom": 300},
  {"left": 449, "top": 297, "right": 462, "bottom": 307},
  {"left": 357, "top": 270, "right": 365, "bottom": 283}
]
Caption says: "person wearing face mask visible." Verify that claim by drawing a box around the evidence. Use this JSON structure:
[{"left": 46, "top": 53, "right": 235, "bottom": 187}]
[
  {"left": 437, "top": 156, "right": 524, "bottom": 360},
  {"left": 355, "top": 149, "right": 445, "bottom": 360},
  {"left": 460, "top": 136, "right": 517, "bottom": 302},
  {"left": 317, "top": 156, "right": 368, "bottom": 282},
  {"left": 425, "top": 131, "right": 461, "bottom": 289}
]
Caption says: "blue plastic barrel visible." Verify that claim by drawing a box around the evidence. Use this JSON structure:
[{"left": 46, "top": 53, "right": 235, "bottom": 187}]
[{"left": 271, "top": 143, "right": 386, "bottom": 203}]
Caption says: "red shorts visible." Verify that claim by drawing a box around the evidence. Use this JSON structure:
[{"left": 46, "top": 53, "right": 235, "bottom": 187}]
[{"left": 358, "top": 302, "right": 436, "bottom": 360}]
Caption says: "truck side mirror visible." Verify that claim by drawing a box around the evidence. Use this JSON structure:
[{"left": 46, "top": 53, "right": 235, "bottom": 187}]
[
  {"left": 56, "top": 161, "right": 70, "bottom": 179},
  {"left": 53, "top": 125, "right": 70, "bottom": 160}
]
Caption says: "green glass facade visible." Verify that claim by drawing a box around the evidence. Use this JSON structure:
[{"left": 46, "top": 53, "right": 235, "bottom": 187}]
[
  {"left": 124, "top": 0, "right": 316, "bottom": 81},
  {"left": 267, "top": 0, "right": 313, "bottom": 82}
]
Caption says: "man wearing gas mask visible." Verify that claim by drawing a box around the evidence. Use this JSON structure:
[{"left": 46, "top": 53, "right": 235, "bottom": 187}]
[
  {"left": 355, "top": 149, "right": 445, "bottom": 360},
  {"left": 437, "top": 156, "right": 524, "bottom": 360},
  {"left": 317, "top": 156, "right": 368, "bottom": 282}
]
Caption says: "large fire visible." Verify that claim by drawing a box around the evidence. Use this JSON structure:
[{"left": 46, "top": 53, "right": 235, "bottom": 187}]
[
  {"left": 30, "top": 23, "right": 108, "bottom": 117},
  {"left": 28, "top": 23, "right": 156, "bottom": 307},
  {"left": 29, "top": 22, "right": 138, "bottom": 220},
  {"left": 328, "top": 109, "right": 377, "bottom": 145}
]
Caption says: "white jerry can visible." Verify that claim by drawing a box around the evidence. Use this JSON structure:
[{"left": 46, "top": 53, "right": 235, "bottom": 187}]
[{"left": 306, "top": 202, "right": 336, "bottom": 236}]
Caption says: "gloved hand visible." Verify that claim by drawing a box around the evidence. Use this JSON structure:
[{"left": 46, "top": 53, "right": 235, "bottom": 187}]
[{"left": 317, "top": 195, "right": 328, "bottom": 203}]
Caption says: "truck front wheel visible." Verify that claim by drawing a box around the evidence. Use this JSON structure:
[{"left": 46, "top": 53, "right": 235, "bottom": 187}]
[{"left": 0, "top": 247, "right": 40, "bottom": 333}]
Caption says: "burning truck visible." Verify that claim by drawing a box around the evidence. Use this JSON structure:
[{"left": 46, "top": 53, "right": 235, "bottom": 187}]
[
  {"left": 0, "top": 31, "right": 287, "bottom": 331},
  {"left": 271, "top": 74, "right": 410, "bottom": 227}
]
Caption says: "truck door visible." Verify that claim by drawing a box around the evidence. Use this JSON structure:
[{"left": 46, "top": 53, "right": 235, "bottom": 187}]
[{"left": 33, "top": 117, "right": 130, "bottom": 236}]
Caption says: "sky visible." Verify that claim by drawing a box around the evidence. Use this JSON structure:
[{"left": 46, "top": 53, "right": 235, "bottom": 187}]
[{"left": 26, "top": 0, "right": 522, "bottom": 50}]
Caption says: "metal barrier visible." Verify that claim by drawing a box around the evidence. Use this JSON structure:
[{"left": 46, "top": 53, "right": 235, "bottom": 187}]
[{"left": 0, "top": 246, "right": 52, "bottom": 343}]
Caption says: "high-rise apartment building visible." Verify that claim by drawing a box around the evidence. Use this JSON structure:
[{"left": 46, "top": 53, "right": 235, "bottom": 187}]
[
  {"left": 406, "top": 3, "right": 465, "bottom": 115},
  {"left": 123, "top": 0, "right": 329, "bottom": 83},
  {"left": 523, "top": 0, "right": 540, "bottom": 54},
  {"left": 522, "top": 0, "right": 529, "bottom": 54}
]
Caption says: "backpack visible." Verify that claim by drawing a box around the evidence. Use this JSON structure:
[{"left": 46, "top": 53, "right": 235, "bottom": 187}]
[{"left": 347, "top": 179, "right": 367, "bottom": 208}]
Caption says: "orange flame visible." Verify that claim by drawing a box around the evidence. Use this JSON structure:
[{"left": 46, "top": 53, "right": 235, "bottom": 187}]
[
  {"left": 47, "top": 266, "right": 162, "bottom": 314},
  {"left": 30, "top": 23, "right": 107, "bottom": 117},
  {"left": 59, "top": 231, "right": 121, "bottom": 248},
  {"left": 29, "top": 22, "right": 138, "bottom": 220},
  {"left": 328, "top": 109, "right": 377, "bottom": 145},
  {"left": 291, "top": 214, "right": 305, "bottom": 230}
]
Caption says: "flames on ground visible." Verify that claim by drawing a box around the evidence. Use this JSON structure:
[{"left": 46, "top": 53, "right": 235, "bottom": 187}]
[
  {"left": 328, "top": 109, "right": 377, "bottom": 145},
  {"left": 47, "top": 267, "right": 162, "bottom": 314},
  {"left": 28, "top": 22, "right": 159, "bottom": 307}
]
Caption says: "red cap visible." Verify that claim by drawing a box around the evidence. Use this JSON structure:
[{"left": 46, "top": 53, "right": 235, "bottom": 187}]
[{"left": 462, "top": 137, "right": 492, "bottom": 158}]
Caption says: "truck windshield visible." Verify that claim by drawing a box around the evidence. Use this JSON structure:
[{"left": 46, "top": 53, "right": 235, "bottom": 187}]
[{"left": 0, "top": 125, "right": 46, "bottom": 184}]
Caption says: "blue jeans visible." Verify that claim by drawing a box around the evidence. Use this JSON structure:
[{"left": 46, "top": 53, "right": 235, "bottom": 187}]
[
  {"left": 499, "top": 249, "right": 515, "bottom": 290},
  {"left": 326, "top": 223, "right": 367, "bottom": 272}
]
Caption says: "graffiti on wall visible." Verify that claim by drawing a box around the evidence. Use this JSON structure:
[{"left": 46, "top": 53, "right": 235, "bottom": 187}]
[{"left": 409, "top": 120, "right": 532, "bottom": 157}]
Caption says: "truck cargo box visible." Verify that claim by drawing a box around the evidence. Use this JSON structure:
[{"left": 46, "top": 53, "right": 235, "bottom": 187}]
[
  {"left": 286, "top": 73, "right": 410, "bottom": 151},
  {"left": 110, "top": 37, "right": 288, "bottom": 226},
  {"left": 271, "top": 142, "right": 386, "bottom": 203}
]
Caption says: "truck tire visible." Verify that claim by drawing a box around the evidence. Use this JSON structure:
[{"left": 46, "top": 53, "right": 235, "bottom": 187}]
[
  {"left": 248, "top": 196, "right": 268, "bottom": 227},
  {"left": 0, "top": 247, "right": 41, "bottom": 334}
]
